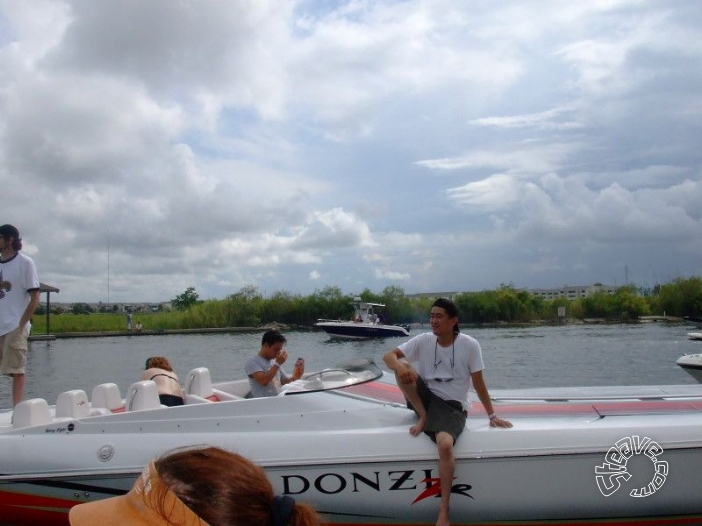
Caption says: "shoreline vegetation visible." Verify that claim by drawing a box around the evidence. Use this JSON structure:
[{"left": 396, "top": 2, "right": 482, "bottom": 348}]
[
  {"left": 30, "top": 278, "right": 702, "bottom": 337},
  {"left": 29, "top": 316, "right": 689, "bottom": 341}
]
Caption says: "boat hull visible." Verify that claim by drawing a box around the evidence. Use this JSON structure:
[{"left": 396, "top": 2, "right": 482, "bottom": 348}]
[
  {"left": 1, "top": 444, "right": 700, "bottom": 525},
  {"left": 677, "top": 353, "right": 702, "bottom": 382},
  {"left": 316, "top": 321, "right": 410, "bottom": 339},
  {"left": 1, "top": 378, "right": 702, "bottom": 525},
  {"left": 267, "top": 448, "right": 701, "bottom": 525}
]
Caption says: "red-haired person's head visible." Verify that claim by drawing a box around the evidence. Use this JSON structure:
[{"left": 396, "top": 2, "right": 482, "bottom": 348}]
[
  {"left": 145, "top": 356, "right": 173, "bottom": 371},
  {"left": 69, "top": 446, "right": 324, "bottom": 526}
]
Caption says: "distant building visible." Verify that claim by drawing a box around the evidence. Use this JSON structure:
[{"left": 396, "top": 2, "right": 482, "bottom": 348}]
[
  {"left": 409, "top": 284, "right": 617, "bottom": 302},
  {"left": 526, "top": 284, "right": 616, "bottom": 300},
  {"left": 49, "top": 301, "right": 172, "bottom": 312}
]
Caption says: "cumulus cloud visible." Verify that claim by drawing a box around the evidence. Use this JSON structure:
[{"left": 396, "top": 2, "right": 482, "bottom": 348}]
[
  {"left": 292, "top": 208, "right": 375, "bottom": 250},
  {"left": 0, "top": 0, "right": 700, "bottom": 302}
]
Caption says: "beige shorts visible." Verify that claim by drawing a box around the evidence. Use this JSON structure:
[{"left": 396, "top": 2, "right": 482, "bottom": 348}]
[{"left": 0, "top": 326, "right": 28, "bottom": 376}]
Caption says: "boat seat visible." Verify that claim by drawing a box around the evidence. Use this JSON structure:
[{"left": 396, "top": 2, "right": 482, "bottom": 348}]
[
  {"left": 185, "top": 367, "right": 243, "bottom": 404},
  {"left": 125, "top": 380, "right": 162, "bottom": 412},
  {"left": 13, "top": 398, "right": 52, "bottom": 429},
  {"left": 91, "top": 383, "right": 125, "bottom": 413},
  {"left": 55, "top": 390, "right": 91, "bottom": 419}
]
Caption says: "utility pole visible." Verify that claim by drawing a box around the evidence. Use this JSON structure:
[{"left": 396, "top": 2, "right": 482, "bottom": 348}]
[{"left": 107, "top": 236, "right": 110, "bottom": 305}]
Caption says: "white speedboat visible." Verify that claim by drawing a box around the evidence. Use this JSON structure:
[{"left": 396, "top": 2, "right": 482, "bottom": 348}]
[
  {"left": 677, "top": 353, "right": 702, "bottom": 382},
  {"left": 315, "top": 298, "right": 410, "bottom": 339},
  {"left": 687, "top": 332, "right": 702, "bottom": 341},
  {"left": 1, "top": 360, "right": 702, "bottom": 525}
]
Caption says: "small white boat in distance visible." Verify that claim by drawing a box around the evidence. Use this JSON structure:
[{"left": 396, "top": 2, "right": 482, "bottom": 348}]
[
  {"left": 687, "top": 332, "right": 702, "bottom": 341},
  {"left": 677, "top": 353, "right": 702, "bottom": 382},
  {"left": 315, "top": 297, "right": 410, "bottom": 339}
]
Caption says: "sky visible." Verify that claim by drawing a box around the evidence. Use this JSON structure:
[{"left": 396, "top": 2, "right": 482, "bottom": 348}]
[{"left": 1, "top": 0, "right": 701, "bottom": 304}]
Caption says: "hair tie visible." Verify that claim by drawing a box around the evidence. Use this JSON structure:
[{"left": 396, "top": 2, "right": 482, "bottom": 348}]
[{"left": 271, "top": 495, "right": 295, "bottom": 526}]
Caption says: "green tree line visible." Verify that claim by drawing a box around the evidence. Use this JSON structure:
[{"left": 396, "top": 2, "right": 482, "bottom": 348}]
[{"left": 32, "top": 277, "right": 702, "bottom": 333}]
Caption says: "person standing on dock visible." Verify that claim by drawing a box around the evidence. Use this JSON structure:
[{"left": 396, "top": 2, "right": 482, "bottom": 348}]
[
  {"left": 383, "top": 297, "right": 512, "bottom": 526},
  {"left": 0, "top": 224, "right": 40, "bottom": 406},
  {"left": 246, "top": 329, "right": 305, "bottom": 397}
]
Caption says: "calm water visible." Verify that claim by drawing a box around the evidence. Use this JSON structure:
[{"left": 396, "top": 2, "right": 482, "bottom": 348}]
[{"left": 2, "top": 322, "right": 700, "bottom": 410}]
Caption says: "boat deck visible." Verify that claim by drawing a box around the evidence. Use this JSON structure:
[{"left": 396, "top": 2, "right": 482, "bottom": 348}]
[{"left": 344, "top": 380, "right": 702, "bottom": 419}]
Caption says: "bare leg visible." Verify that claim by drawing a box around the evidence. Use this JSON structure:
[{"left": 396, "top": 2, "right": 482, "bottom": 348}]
[
  {"left": 12, "top": 373, "right": 25, "bottom": 407},
  {"left": 394, "top": 371, "right": 427, "bottom": 435},
  {"left": 435, "top": 431, "right": 455, "bottom": 526}
]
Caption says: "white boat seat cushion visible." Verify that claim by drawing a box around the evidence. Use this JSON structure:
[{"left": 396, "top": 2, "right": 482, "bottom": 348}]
[
  {"left": 125, "top": 380, "right": 162, "bottom": 411},
  {"left": 186, "top": 367, "right": 214, "bottom": 399},
  {"left": 185, "top": 367, "right": 242, "bottom": 403},
  {"left": 56, "top": 390, "right": 91, "bottom": 419},
  {"left": 13, "top": 398, "right": 52, "bottom": 429},
  {"left": 91, "top": 383, "right": 124, "bottom": 412}
]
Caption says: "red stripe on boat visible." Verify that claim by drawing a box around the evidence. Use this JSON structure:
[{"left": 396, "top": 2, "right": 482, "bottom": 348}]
[
  {"left": 0, "top": 489, "right": 76, "bottom": 525},
  {"left": 345, "top": 381, "right": 702, "bottom": 417}
]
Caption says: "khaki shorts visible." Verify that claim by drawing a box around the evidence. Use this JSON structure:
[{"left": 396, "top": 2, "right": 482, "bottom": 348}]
[{"left": 0, "top": 326, "right": 28, "bottom": 376}]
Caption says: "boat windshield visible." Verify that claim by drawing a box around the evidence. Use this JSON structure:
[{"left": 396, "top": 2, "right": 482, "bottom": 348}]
[{"left": 281, "top": 359, "right": 382, "bottom": 395}]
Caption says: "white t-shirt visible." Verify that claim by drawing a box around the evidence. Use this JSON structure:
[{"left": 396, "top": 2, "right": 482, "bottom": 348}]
[
  {"left": 0, "top": 253, "right": 40, "bottom": 336},
  {"left": 398, "top": 332, "right": 485, "bottom": 410},
  {"left": 245, "top": 354, "right": 290, "bottom": 398}
]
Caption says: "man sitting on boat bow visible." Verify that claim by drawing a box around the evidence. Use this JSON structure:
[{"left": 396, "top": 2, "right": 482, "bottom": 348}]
[{"left": 384, "top": 298, "right": 512, "bottom": 526}]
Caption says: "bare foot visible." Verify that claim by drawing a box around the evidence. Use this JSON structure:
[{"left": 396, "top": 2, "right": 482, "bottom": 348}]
[{"left": 409, "top": 418, "right": 426, "bottom": 436}]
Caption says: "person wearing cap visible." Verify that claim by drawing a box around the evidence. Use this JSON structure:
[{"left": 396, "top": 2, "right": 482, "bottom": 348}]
[
  {"left": 245, "top": 329, "right": 305, "bottom": 398},
  {"left": 383, "top": 297, "right": 512, "bottom": 526},
  {"left": 69, "top": 446, "right": 323, "bottom": 526},
  {"left": 0, "top": 224, "right": 40, "bottom": 407}
]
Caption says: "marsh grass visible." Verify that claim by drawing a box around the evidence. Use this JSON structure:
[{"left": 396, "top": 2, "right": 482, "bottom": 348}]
[
  {"left": 31, "top": 312, "right": 188, "bottom": 333},
  {"left": 30, "top": 279, "right": 695, "bottom": 334},
  {"left": 31, "top": 299, "right": 267, "bottom": 334}
]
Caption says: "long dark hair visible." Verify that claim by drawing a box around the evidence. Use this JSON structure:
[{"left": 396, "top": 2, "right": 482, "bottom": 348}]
[{"left": 432, "top": 298, "right": 460, "bottom": 333}]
